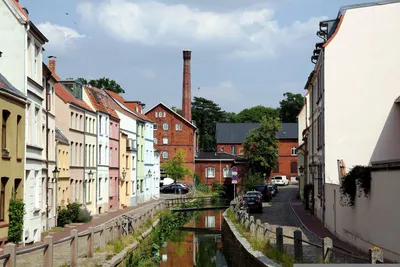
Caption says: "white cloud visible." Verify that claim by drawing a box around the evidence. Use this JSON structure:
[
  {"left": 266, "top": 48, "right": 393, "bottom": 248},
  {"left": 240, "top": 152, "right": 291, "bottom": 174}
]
[
  {"left": 76, "top": 0, "right": 327, "bottom": 59},
  {"left": 37, "top": 22, "right": 85, "bottom": 52},
  {"left": 193, "top": 81, "right": 244, "bottom": 112}
]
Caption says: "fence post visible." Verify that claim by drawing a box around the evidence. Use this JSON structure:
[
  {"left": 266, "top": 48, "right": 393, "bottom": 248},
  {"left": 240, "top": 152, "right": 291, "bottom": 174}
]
[
  {"left": 117, "top": 221, "right": 122, "bottom": 239},
  {"left": 323, "top": 237, "right": 333, "bottom": 263},
  {"left": 100, "top": 224, "right": 106, "bottom": 248},
  {"left": 294, "top": 230, "right": 303, "bottom": 262},
  {"left": 263, "top": 223, "right": 270, "bottom": 240},
  {"left": 276, "top": 227, "right": 284, "bottom": 252},
  {"left": 4, "top": 243, "right": 16, "bottom": 267},
  {"left": 70, "top": 229, "right": 78, "bottom": 267},
  {"left": 43, "top": 236, "right": 53, "bottom": 267},
  {"left": 250, "top": 216, "right": 255, "bottom": 236},
  {"left": 369, "top": 247, "right": 384, "bottom": 264},
  {"left": 87, "top": 227, "right": 94, "bottom": 258}
]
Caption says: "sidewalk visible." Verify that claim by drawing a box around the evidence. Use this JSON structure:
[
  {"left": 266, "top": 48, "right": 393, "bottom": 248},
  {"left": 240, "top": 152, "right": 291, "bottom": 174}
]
[{"left": 289, "top": 191, "right": 367, "bottom": 256}]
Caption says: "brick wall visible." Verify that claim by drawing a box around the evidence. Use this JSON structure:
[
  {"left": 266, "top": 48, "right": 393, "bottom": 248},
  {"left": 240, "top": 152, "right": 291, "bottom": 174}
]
[{"left": 194, "top": 161, "right": 248, "bottom": 186}]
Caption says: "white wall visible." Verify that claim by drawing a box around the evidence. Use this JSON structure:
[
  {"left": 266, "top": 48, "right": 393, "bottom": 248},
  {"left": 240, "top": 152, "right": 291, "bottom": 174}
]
[
  {"left": 97, "top": 112, "right": 109, "bottom": 212},
  {"left": 324, "top": 3, "right": 400, "bottom": 185}
]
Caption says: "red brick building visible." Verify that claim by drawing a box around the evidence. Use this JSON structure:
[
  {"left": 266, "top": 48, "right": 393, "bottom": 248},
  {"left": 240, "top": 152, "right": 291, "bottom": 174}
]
[{"left": 216, "top": 123, "right": 298, "bottom": 181}]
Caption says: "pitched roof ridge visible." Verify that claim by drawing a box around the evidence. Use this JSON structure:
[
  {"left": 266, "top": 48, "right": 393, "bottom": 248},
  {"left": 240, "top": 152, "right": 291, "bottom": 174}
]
[{"left": 145, "top": 102, "right": 196, "bottom": 128}]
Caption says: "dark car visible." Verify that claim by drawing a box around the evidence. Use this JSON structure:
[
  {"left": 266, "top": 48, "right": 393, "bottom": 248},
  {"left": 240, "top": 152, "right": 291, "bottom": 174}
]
[
  {"left": 267, "top": 184, "right": 277, "bottom": 197},
  {"left": 241, "top": 191, "right": 263, "bottom": 213},
  {"left": 268, "top": 183, "right": 278, "bottom": 194},
  {"left": 254, "top": 185, "right": 272, "bottom": 202},
  {"left": 160, "top": 183, "right": 189, "bottom": 194}
]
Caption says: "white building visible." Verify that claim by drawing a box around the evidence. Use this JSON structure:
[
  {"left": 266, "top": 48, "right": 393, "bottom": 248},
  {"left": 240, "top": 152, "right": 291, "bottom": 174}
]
[
  {"left": 304, "top": 1, "right": 400, "bottom": 261},
  {"left": 144, "top": 121, "right": 155, "bottom": 201},
  {"left": 153, "top": 151, "right": 161, "bottom": 199}
]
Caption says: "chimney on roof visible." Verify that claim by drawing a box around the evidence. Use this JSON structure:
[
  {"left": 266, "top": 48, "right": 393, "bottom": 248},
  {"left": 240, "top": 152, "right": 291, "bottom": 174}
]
[
  {"left": 182, "top": 50, "right": 192, "bottom": 122},
  {"left": 49, "top": 59, "right": 56, "bottom": 74},
  {"left": 22, "top": 7, "right": 29, "bottom": 14}
]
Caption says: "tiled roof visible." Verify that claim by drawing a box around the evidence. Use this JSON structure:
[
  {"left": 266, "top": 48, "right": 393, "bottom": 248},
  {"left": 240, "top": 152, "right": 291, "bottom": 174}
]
[
  {"left": 84, "top": 86, "right": 119, "bottom": 119},
  {"left": 216, "top": 122, "right": 298, "bottom": 144},
  {"left": 104, "top": 90, "right": 153, "bottom": 123},
  {"left": 0, "top": 73, "right": 26, "bottom": 100},
  {"left": 55, "top": 127, "right": 69, "bottom": 145},
  {"left": 195, "top": 152, "right": 247, "bottom": 161},
  {"left": 12, "top": 0, "right": 28, "bottom": 19},
  {"left": 145, "top": 102, "right": 197, "bottom": 129},
  {"left": 55, "top": 83, "right": 94, "bottom": 112}
]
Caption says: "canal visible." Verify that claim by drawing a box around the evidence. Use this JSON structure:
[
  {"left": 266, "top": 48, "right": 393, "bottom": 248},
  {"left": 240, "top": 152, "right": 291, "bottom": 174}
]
[{"left": 159, "top": 209, "right": 230, "bottom": 267}]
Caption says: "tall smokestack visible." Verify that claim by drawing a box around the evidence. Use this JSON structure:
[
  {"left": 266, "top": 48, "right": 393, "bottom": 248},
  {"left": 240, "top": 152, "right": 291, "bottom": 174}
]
[
  {"left": 182, "top": 50, "right": 192, "bottom": 122},
  {"left": 49, "top": 59, "right": 56, "bottom": 74}
]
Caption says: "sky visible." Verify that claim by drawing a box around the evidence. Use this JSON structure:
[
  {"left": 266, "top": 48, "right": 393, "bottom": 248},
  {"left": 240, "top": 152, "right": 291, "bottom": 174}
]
[{"left": 24, "top": 0, "right": 377, "bottom": 113}]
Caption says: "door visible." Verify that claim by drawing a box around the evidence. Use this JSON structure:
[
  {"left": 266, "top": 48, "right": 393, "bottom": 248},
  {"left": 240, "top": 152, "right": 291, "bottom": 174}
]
[{"left": 333, "top": 189, "right": 337, "bottom": 235}]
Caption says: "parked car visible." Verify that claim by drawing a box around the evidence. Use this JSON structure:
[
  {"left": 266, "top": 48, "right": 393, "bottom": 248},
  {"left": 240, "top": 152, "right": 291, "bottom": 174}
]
[
  {"left": 269, "top": 183, "right": 278, "bottom": 194},
  {"left": 267, "top": 184, "right": 277, "bottom": 197},
  {"left": 254, "top": 185, "right": 272, "bottom": 202},
  {"left": 160, "top": 183, "right": 189, "bottom": 194},
  {"left": 271, "top": 176, "right": 289, "bottom": 186},
  {"left": 241, "top": 191, "right": 263, "bottom": 213}
]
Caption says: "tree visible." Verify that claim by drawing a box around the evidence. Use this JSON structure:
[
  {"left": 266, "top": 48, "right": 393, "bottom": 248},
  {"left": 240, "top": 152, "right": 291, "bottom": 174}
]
[
  {"left": 192, "top": 97, "right": 232, "bottom": 152},
  {"left": 171, "top": 106, "right": 182, "bottom": 116},
  {"left": 278, "top": 92, "right": 304, "bottom": 123},
  {"left": 241, "top": 172, "right": 265, "bottom": 193},
  {"left": 162, "top": 150, "right": 192, "bottom": 193},
  {"left": 243, "top": 115, "right": 281, "bottom": 175},
  {"left": 78, "top": 77, "right": 125, "bottom": 94},
  {"left": 235, "top": 105, "right": 279, "bottom": 123}
]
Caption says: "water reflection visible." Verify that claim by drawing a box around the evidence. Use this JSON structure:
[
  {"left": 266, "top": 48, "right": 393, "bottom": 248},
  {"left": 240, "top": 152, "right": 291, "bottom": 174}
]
[{"left": 159, "top": 210, "right": 229, "bottom": 267}]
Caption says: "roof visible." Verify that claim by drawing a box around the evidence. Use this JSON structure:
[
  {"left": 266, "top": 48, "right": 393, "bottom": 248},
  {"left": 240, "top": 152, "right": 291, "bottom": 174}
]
[
  {"left": 12, "top": 0, "right": 29, "bottom": 19},
  {"left": 216, "top": 123, "right": 298, "bottom": 144},
  {"left": 195, "top": 152, "right": 247, "bottom": 162},
  {"left": 0, "top": 73, "right": 26, "bottom": 100},
  {"left": 145, "top": 102, "right": 197, "bottom": 129},
  {"left": 104, "top": 90, "right": 152, "bottom": 123},
  {"left": 55, "top": 83, "right": 94, "bottom": 112},
  {"left": 338, "top": 0, "right": 400, "bottom": 17},
  {"left": 55, "top": 127, "right": 70, "bottom": 145},
  {"left": 84, "top": 86, "right": 119, "bottom": 119}
]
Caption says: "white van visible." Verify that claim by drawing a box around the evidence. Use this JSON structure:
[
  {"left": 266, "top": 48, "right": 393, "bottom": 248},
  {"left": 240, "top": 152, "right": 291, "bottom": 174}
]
[{"left": 271, "top": 176, "right": 289, "bottom": 186}]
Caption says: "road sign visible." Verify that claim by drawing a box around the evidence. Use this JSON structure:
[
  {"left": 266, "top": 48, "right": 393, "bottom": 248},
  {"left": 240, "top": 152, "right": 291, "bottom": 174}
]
[
  {"left": 232, "top": 171, "right": 238, "bottom": 176},
  {"left": 232, "top": 179, "right": 238, "bottom": 184},
  {"left": 232, "top": 166, "right": 238, "bottom": 172}
]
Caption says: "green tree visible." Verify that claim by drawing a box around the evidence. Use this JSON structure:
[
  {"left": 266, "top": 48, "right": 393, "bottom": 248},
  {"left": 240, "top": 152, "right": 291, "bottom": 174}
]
[
  {"left": 162, "top": 150, "right": 192, "bottom": 193},
  {"left": 79, "top": 77, "right": 125, "bottom": 94},
  {"left": 192, "top": 97, "right": 232, "bottom": 152},
  {"left": 171, "top": 106, "right": 182, "bottom": 116},
  {"left": 243, "top": 116, "right": 281, "bottom": 175},
  {"left": 235, "top": 105, "right": 279, "bottom": 123},
  {"left": 278, "top": 92, "right": 304, "bottom": 123},
  {"left": 241, "top": 172, "right": 265, "bottom": 193},
  {"left": 8, "top": 190, "right": 25, "bottom": 244}
]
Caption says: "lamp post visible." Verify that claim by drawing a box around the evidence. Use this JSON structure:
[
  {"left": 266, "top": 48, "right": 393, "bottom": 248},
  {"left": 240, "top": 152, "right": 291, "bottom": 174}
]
[
  {"left": 87, "top": 170, "right": 93, "bottom": 203},
  {"left": 49, "top": 166, "right": 59, "bottom": 231}
]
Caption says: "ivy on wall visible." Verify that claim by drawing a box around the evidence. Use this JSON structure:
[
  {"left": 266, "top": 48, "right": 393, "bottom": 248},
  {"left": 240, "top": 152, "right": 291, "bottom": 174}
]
[
  {"left": 340, "top": 165, "right": 372, "bottom": 207},
  {"left": 8, "top": 190, "right": 25, "bottom": 244}
]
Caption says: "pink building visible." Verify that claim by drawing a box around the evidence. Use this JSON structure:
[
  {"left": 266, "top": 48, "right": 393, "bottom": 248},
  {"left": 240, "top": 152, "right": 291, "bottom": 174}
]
[{"left": 109, "top": 116, "right": 120, "bottom": 210}]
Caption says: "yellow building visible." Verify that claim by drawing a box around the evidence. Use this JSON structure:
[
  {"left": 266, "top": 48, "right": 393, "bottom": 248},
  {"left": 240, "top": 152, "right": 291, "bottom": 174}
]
[
  {"left": 55, "top": 127, "right": 70, "bottom": 206},
  {"left": 120, "top": 133, "right": 132, "bottom": 208},
  {"left": 0, "top": 73, "right": 26, "bottom": 247}
]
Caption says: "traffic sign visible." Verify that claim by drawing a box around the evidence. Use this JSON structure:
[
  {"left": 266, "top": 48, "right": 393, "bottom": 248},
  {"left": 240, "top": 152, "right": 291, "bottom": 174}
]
[
  {"left": 232, "top": 171, "right": 238, "bottom": 176},
  {"left": 232, "top": 179, "right": 238, "bottom": 184},
  {"left": 232, "top": 166, "right": 238, "bottom": 172}
]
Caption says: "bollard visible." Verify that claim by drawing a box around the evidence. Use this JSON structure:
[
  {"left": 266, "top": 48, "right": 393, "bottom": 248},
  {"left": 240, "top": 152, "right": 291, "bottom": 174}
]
[
  {"left": 294, "top": 230, "right": 303, "bottom": 262},
  {"left": 369, "top": 247, "right": 384, "bottom": 264},
  {"left": 263, "top": 223, "right": 270, "bottom": 240},
  {"left": 323, "top": 237, "right": 333, "bottom": 263},
  {"left": 87, "top": 227, "right": 94, "bottom": 258},
  {"left": 276, "top": 227, "right": 284, "bottom": 252},
  {"left": 43, "top": 236, "right": 53, "bottom": 267},
  {"left": 4, "top": 243, "right": 16, "bottom": 267},
  {"left": 250, "top": 216, "right": 255, "bottom": 236},
  {"left": 70, "top": 229, "right": 78, "bottom": 267},
  {"left": 100, "top": 224, "right": 106, "bottom": 248}
]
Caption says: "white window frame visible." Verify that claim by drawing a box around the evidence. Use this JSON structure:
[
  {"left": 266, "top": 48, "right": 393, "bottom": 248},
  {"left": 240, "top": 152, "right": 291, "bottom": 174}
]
[
  {"left": 154, "top": 138, "right": 158, "bottom": 144},
  {"left": 231, "top": 146, "right": 236, "bottom": 155},
  {"left": 158, "top": 112, "right": 162, "bottom": 117},
  {"left": 291, "top": 146, "right": 297, "bottom": 156},
  {"left": 163, "top": 112, "right": 166, "bottom": 117},
  {"left": 155, "top": 112, "right": 158, "bottom": 118},
  {"left": 206, "top": 167, "right": 215, "bottom": 178},
  {"left": 162, "top": 137, "right": 168, "bottom": 144},
  {"left": 223, "top": 167, "right": 232, "bottom": 178},
  {"left": 162, "top": 152, "right": 168, "bottom": 159},
  {"left": 163, "top": 123, "right": 168, "bottom": 130}
]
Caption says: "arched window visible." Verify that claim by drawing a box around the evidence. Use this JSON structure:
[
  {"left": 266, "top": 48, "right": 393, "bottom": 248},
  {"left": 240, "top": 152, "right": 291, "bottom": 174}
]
[{"left": 291, "top": 146, "right": 297, "bottom": 155}]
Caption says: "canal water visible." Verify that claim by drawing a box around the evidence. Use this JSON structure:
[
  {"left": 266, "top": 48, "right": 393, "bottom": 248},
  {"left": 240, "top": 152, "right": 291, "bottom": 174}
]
[{"left": 159, "top": 209, "right": 230, "bottom": 267}]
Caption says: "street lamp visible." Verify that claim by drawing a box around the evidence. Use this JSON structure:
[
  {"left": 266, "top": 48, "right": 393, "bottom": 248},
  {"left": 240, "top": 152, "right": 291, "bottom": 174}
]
[
  {"left": 88, "top": 170, "right": 94, "bottom": 180},
  {"left": 299, "top": 166, "right": 304, "bottom": 175},
  {"left": 122, "top": 168, "right": 127, "bottom": 180},
  {"left": 52, "top": 166, "right": 60, "bottom": 180},
  {"left": 48, "top": 166, "right": 60, "bottom": 231},
  {"left": 148, "top": 169, "right": 152, "bottom": 177}
]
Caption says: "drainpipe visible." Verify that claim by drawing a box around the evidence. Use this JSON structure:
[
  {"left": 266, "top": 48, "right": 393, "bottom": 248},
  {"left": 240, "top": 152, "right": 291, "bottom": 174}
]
[
  {"left": 55, "top": 140, "right": 59, "bottom": 225},
  {"left": 83, "top": 110, "right": 87, "bottom": 207},
  {"left": 321, "top": 52, "right": 326, "bottom": 227},
  {"left": 45, "top": 75, "right": 50, "bottom": 231},
  {"left": 95, "top": 114, "right": 98, "bottom": 212}
]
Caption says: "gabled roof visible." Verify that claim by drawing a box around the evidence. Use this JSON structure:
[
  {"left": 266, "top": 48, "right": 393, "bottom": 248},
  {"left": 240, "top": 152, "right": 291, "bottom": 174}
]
[
  {"left": 55, "top": 83, "right": 94, "bottom": 112},
  {"left": 0, "top": 73, "right": 26, "bottom": 100},
  {"left": 104, "top": 90, "right": 153, "bottom": 123},
  {"left": 55, "top": 127, "right": 69, "bottom": 145},
  {"left": 195, "top": 152, "right": 247, "bottom": 162},
  {"left": 145, "top": 102, "right": 197, "bottom": 129},
  {"left": 216, "top": 123, "right": 298, "bottom": 144},
  {"left": 11, "top": 0, "right": 29, "bottom": 20},
  {"left": 338, "top": 0, "right": 400, "bottom": 17},
  {"left": 84, "top": 86, "right": 119, "bottom": 120}
]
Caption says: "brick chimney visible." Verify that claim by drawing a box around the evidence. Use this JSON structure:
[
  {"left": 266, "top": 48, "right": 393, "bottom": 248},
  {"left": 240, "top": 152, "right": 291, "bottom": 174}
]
[
  {"left": 182, "top": 50, "right": 192, "bottom": 122},
  {"left": 49, "top": 59, "right": 56, "bottom": 74}
]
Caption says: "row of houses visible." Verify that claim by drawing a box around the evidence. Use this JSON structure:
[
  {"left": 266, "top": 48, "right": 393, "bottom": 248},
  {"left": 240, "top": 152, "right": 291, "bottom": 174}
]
[
  {"left": 0, "top": 0, "right": 161, "bottom": 247},
  {"left": 297, "top": 0, "right": 400, "bottom": 262}
]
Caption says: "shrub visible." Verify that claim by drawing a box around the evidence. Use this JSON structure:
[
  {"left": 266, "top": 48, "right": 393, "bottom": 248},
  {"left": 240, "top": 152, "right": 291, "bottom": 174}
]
[
  {"left": 66, "top": 202, "right": 81, "bottom": 222},
  {"left": 8, "top": 191, "right": 25, "bottom": 244},
  {"left": 57, "top": 207, "right": 72, "bottom": 227},
  {"left": 77, "top": 208, "right": 92, "bottom": 223}
]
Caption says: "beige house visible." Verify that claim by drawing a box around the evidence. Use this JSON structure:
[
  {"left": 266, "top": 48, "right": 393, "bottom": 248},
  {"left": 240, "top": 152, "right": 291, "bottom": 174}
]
[
  {"left": 0, "top": 73, "right": 26, "bottom": 247},
  {"left": 55, "top": 127, "right": 70, "bottom": 206}
]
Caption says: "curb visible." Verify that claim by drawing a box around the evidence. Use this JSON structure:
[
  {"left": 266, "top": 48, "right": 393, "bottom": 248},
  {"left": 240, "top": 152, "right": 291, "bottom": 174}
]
[{"left": 288, "top": 195, "right": 322, "bottom": 241}]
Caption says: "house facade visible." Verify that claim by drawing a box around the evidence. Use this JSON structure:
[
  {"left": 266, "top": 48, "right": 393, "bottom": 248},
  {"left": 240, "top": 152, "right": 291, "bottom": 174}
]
[
  {"left": 216, "top": 123, "right": 298, "bottom": 180},
  {"left": 55, "top": 127, "right": 70, "bottom": 206},
  {"left": 0, "top": 73, "right": 26, "bottom": 247}
]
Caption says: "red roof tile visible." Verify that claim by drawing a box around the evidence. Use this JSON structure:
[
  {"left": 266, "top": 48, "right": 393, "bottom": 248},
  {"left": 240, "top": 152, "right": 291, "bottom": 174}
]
[
  {"left": 104, "top": 90, "right": 153, "bottom": 123},
  {"left": 55, "top": 83, "right": 94, "bottom": 112},
  {"left": 13, "top": 0, "right": 28, "bottom": 19},
  {"left": 84, "top": 86, "right": 119, "bottom": 119}
]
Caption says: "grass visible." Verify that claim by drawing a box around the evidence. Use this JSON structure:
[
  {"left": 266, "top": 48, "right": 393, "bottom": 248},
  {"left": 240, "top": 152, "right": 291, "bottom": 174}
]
[{"left": 226, "top": 208, "right": 296, "bottom": 267}]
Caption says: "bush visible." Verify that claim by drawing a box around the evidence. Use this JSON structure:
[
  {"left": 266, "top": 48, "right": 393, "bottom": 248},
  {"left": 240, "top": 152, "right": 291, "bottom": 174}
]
[
  {"left": 66, "top": 202, "right": 81, "bottom": 222},
  {"left": 57, "top": 207, "right": 72, "bottom": 227},
  {"left": 77, "top": 208, "right": 92, "bottom": 223},
  {"left": 8, "top": 191, "right": 25, "bottom": 244}
]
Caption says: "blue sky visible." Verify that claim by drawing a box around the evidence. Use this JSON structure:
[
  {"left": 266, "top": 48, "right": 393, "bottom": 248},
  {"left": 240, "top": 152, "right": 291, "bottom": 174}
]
[{"left": 25, "top": 0, "right": 375, "bottom": 113}]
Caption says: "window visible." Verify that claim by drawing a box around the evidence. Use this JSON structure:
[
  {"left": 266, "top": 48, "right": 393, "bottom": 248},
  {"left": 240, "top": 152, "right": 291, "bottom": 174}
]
[
  {"left": 163, "top": 112, "right": 166, "bottom": 117},
  {"left": 162, "top": 123, "right": 168, "bottom": 130},
  {"left": 290, "top": 162, "right": 297, "bottom": 173},
  {"left": 223, "top": 167, "right": 232, "bottom": 178},
  {"left": 158, "top": 112, "right": 162, "bottom": 117},
  {"left": 175, "top": 123, "right": 183, "bottom": 131},
  {"left": 99, "top": 145, "right": 102, "bottom": 164},
  {"left": 70, "top": 112, "right": 74, "bottom": 128},
  {"left": 2, "top": 110, "right": 10, "bottom": 153},
  {"left": 99, "top": 178, "right": 102, "bottom": 198},
  {"left": 231, "top": 146, "right": 236, "bottom": 155},
  {"left": 131, "top": 180, "right": 135, "bottom": 195},
  {"left": 34, "top": 45, "right": 39, "bottom": 77},
  {"left": 140, "top": 179, "right": 143, "bottom": 192},
  {"left": 205, "top": 216, "right": 216, "bottom": 228},
  {"left": 317, "top": 115, "right": 322, "bottom": 149},
  {"left": 109, "top": 147, "right": 112, "bottom": 166},
  {"left": 162, "top": 137, "right": 168, "bottom": 144},
  {"left": 155, "top": 112, "right": 158, "bottom": 118},
  {"left": 291, "top": 146, "right": 297, "bottom": 155},
  {"left": 220, "top": 147, "right": 224, "bottom": 152},
  {"left": 154, "top": 138, "right": 158, "bottom": 144},
  {"left": 206, "top": 167, "right": 215, "bottom": 178},
  {"left": 87, "top": 179, "right": 91, "bottom": 202},
  {"left": 0, "top": 178, "right": 7, "bottom": 221},
  {"left": 154, "top": 123, "right": 158, "bottom": 130},
  {"left": 162, "top": 152, "right": 168, "bottom": 159}
]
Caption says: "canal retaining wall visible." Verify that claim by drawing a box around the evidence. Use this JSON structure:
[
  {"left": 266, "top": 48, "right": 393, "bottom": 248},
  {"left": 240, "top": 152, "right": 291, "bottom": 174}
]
[{"left": 222, "top": 209, "right": 280, "bottom": 267}]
